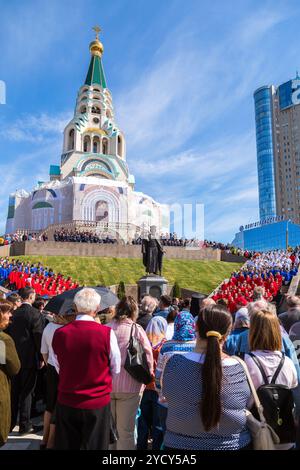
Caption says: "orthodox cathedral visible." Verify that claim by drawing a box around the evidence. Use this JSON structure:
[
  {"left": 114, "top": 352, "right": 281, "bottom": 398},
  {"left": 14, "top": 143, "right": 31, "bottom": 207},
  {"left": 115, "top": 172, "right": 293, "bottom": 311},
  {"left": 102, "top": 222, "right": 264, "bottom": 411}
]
[{"left": 5, "top": 28, "right": 168, "bottom": 241}]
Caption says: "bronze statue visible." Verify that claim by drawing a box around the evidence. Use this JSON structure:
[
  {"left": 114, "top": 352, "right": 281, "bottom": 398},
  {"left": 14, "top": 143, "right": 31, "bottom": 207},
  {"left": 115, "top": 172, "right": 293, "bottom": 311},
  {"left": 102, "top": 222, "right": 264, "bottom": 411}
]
[{"left": 142, "top": 226, "right": 164, "bottom": 275}]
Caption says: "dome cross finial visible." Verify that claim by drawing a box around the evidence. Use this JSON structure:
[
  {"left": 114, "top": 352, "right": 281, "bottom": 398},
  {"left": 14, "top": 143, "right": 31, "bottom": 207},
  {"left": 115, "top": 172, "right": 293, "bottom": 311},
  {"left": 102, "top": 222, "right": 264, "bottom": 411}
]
[{"left": 93, "top": 25, "right": 101, "bottom": 40}]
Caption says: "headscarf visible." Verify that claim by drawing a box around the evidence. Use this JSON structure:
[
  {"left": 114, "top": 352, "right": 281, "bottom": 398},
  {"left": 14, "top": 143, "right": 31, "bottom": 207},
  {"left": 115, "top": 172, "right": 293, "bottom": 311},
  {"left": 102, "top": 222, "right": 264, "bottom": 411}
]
[
  {"left": 146, "top": 316, "right": 168, "bottom": 347},
  {"left": 173, "top": 311, "right": 196, "bottom": 341}
]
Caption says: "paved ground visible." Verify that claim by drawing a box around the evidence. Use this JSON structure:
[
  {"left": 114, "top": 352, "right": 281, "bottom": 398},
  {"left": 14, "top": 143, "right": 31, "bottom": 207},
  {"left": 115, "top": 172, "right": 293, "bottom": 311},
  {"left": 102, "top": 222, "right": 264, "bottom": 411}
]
[{"left": 0, "top": 418, "right": 43, "bottom": 451}]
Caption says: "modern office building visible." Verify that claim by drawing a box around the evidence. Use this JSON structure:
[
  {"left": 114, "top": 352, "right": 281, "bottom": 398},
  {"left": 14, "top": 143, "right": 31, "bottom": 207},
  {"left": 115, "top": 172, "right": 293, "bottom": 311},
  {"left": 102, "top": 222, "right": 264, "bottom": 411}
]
[
  {"left": 254, "top": 74, "right": 300, "bottom": 223},
  {"left": 232, "top": 217, "right": 300, "bottom": 251},
  {"left": 232, "top": 75, "right": 300, "bottom": 251}
]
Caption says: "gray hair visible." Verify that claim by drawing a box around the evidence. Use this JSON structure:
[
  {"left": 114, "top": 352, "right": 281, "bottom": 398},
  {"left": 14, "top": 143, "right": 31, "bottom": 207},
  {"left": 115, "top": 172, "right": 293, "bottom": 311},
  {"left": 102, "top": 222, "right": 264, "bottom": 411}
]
[
  {"left": 286, "top": 296, "right": 300, "bottom": 309},
  {"left": 252, "top": 286, "right": 265, "bottom": 301},
  {"left": 247, "top": 299, "right": 269, "bottom": 318},
  {"left": 74, "top": 288, "right": 101, "bottom": 314},
  {"left": 248, "top": 300, "right": 276, "bottom": 318},
  {"left": 141, "top": 295, "right": 158, "bottom": 314}
]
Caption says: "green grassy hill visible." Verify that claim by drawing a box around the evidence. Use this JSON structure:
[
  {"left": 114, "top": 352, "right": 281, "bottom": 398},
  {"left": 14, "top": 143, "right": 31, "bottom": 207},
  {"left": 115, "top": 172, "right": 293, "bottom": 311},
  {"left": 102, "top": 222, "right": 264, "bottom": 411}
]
[{"left": 13, "top": 255, "right": 243, "bottom": 294}]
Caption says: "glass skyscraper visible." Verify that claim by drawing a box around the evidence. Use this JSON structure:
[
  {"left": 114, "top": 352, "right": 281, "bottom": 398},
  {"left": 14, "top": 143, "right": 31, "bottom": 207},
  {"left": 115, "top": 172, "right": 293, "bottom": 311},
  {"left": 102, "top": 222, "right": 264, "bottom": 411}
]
[
  {"left": 232, "top": 75, "right": 300, "bottom": 251},
  {"left": 254, "top": 75, "right": 300, "bottom": 224},
  {"left": 254, "top": 86, "right": 277, "bottom": 220}
]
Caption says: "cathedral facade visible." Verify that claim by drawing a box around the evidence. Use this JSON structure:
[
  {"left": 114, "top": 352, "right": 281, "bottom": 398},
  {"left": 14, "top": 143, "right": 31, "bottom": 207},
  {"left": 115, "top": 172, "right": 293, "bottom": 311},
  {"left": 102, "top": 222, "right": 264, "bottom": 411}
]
[{"left": 5, "top": 29, "right": 168, "bottom": 242}]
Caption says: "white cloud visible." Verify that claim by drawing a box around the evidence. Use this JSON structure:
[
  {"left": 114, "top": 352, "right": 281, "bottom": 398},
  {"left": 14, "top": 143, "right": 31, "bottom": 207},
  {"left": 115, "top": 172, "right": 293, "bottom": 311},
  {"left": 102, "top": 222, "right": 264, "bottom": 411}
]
[
  {"left": 113, "top": 5, "right": 288, "bottom": 242},
  {"left": 0, "top": 129, "right": 63, "bottom": 234},
  {"left": 115, "top": 7, "right": 283, "bottom": 161},
  {"left": 132, "top": 132, "right": 256, "bottom": 181},
  {"left": 237, "top": 9, "right": 288, "bottom": 47},
  {"left": 0, "top": 111, "right": 71, "bottom": 143}
]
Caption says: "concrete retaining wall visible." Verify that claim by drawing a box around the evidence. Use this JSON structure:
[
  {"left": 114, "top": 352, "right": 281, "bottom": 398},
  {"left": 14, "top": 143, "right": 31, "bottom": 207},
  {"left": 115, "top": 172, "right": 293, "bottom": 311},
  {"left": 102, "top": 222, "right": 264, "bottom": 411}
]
[
  {"left": 220, "top": 252, "right": 246, "bottom": 263},
  {"left": 0, "top": 245, "right": 10, "bottom": 257},
  {"left": 9, "top": 241, "right": 221, "bottom": 261}
]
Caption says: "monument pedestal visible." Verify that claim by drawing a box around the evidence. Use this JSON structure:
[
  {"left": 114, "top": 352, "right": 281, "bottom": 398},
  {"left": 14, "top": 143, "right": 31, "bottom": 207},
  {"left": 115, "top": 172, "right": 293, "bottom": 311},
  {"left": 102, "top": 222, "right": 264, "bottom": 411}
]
[{"left": 138, "top": 275, "right": 168, "bottom": 300}]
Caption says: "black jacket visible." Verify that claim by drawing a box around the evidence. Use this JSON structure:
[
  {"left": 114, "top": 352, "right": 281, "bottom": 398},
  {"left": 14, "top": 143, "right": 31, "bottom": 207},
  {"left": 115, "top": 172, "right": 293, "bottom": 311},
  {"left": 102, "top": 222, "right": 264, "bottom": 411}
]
[
  {"left": 279, "top": 310, "right": 300, "bottom": 334},
  {"left": 136, "top": 312, "right": 152, "bottom": 331},
  {"left": 7, "top": 303, "right": 44, "bottom": 369}
]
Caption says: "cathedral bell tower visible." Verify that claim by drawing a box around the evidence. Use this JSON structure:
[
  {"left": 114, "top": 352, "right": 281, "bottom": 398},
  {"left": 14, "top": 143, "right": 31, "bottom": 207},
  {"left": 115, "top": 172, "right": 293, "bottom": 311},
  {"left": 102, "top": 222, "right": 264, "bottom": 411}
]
[{"left": 58, "top": 27, "right": 128, "bottom": 183}]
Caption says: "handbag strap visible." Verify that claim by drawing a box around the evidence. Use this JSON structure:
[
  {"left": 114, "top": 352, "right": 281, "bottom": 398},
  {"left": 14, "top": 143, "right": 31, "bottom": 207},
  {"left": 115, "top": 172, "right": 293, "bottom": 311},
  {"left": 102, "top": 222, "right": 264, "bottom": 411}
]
[
  {"left": 128, "top": 322, "right": 136, "bottom": 341},
  {"left": 233, "top": 355, "right": 267, "bottom": 424}
]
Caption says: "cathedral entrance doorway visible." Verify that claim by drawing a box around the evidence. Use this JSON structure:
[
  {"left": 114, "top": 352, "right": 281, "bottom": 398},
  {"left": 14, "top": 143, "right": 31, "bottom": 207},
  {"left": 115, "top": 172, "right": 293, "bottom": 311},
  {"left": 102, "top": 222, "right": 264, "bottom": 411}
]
[{"left": 95, "top": 200, "right": 109, "bottom": 222}]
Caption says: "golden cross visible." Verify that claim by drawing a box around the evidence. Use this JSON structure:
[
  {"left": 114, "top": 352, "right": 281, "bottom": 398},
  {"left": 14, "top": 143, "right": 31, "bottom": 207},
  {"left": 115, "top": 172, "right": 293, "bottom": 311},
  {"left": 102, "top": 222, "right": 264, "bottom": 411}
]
[{"left": 92, "top": 25, "right": 101, "bottom": 40}]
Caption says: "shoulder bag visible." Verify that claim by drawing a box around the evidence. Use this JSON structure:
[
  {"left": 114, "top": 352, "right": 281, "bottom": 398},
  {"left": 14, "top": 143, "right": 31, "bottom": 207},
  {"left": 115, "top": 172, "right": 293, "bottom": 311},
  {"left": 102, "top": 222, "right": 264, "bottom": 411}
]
[{"left": 124, "top": 323, "right": 152, "bottom": 385}]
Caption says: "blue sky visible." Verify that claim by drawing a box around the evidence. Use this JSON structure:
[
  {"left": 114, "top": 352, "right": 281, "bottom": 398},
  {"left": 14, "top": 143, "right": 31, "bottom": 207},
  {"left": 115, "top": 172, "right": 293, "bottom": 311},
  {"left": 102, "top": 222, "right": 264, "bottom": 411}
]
[{"left": 0, "top": 0, "right": 300, "bottom": 242}]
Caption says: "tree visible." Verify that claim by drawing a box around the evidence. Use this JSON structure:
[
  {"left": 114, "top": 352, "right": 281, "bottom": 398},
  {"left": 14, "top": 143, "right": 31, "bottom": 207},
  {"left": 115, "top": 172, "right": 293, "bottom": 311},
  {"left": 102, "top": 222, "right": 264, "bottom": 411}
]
[
  {"left": 117, "top": 281, "right": 126, "bottom": 299},
  {"left": 173, "top": 281, "right": 181, "bottom": 298}
]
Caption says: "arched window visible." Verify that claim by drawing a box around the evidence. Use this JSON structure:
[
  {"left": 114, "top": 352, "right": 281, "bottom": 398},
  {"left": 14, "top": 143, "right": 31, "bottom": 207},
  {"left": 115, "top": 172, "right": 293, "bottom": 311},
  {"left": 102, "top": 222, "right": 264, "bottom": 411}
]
[
  {"left": 68, "top": 129, "right": 75, "bottom": 150},
  {"left": 106, "top": 109, "right": 112, "bottom": 119},
  {"left": 80, "top": 105, "right": 87, "bottom": 114},
  {"left": 93, "top": 88, "right": 100, "bottom": 93},
  {"left": 83, "top": 135, "right": 91, "bottom": 152},
  {"left": 82, "top": 88, "right": 89, "bottom": 93},
  {"left": 80, "top": 95, "right": 88, "bottom": 102},
  {"left": 102, "top": 138, "right": 108, "bottom": 155},
  {"left": 118, "top": 135, "right": 123, "bottom": 157},
  {"left": 93, "top": 136, "right": 100, "bottom": 153},
  {"left": 91, "top": 106, "right": 101, "bottom": 115},
  {"left": 93, "top": 96, "right": 100, "bottom": 100}
]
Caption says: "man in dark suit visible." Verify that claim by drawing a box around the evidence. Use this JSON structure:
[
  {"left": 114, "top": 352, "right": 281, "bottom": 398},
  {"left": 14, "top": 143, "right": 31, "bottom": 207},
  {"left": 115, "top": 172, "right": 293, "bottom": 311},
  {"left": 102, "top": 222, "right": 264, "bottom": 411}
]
[{"left": 7, "top": 287, "right": 44, "bottom": 434}]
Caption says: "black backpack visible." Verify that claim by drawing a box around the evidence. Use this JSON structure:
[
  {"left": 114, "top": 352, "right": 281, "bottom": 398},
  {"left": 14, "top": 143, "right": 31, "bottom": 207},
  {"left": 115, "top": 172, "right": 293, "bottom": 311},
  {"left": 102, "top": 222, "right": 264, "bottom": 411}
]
[{"left": 249, "top": 352, "right": 296, "bottom": 443}]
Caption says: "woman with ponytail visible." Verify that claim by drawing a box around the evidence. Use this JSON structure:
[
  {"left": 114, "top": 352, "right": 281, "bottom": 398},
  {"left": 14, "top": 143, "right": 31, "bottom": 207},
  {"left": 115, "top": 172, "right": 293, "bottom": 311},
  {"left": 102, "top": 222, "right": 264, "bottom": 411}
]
[{"left": 161, "top": 304, "right": 252, "bottom": 450}]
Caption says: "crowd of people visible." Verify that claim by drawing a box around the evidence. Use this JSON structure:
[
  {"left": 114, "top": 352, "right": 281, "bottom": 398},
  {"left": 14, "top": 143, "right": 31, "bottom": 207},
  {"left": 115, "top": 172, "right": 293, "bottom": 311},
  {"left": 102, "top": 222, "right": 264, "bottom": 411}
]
[
  {"left": 203, "top": 240, "right": 237, "bottom": 250},
  {"left": 53, "top": 229, "right": 117, "bottom": 244},
  {"left": 2, "top": 233, "right": 48, "bottom": 245},
  {"left": 203, "top": 240, "right": 254, "bottom": 258},
  {"left": 1, "top": 272, "right": 300, "bottom": 451},
  {"left": 212, "top": 250, "right": 300, "bottom": 313},
  {"left": 0, "top": 258, "right": 79, "bottom": 297},
  {"left": 132, "top": 233, "right": 202, "bottom": 247}
]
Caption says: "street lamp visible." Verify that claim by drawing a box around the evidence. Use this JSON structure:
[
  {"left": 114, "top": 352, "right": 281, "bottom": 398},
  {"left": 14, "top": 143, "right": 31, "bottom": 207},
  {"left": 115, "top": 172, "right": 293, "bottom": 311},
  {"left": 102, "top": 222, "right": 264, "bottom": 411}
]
[{"left": 286, "top": 219, "right": 291, "bottom": 250}]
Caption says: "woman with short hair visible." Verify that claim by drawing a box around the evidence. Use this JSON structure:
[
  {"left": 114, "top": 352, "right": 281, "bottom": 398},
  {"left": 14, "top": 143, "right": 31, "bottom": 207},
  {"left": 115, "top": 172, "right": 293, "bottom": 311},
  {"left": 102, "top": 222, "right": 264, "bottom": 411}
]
[
  {"left": 137, "top": 296, "right": 158, "bottom": 331},
  {"left": 161, "top": 305, "right": 252, "bottom": 450},
  {"left": 0, "top": 301, "right": 20, "bottom": 447},
  {"left": 108, "top": 296, "right": 153, "bottom": 450},
  {"left": 245, "top": 309, "right": 298, "bottom": 450}
]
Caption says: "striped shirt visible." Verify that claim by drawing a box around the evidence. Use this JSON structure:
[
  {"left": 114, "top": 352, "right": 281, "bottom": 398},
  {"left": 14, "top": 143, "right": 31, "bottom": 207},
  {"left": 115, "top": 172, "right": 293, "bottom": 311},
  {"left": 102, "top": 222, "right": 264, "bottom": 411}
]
[{"left": 107, "top": 318, "right": 154, "bottom": 393}]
